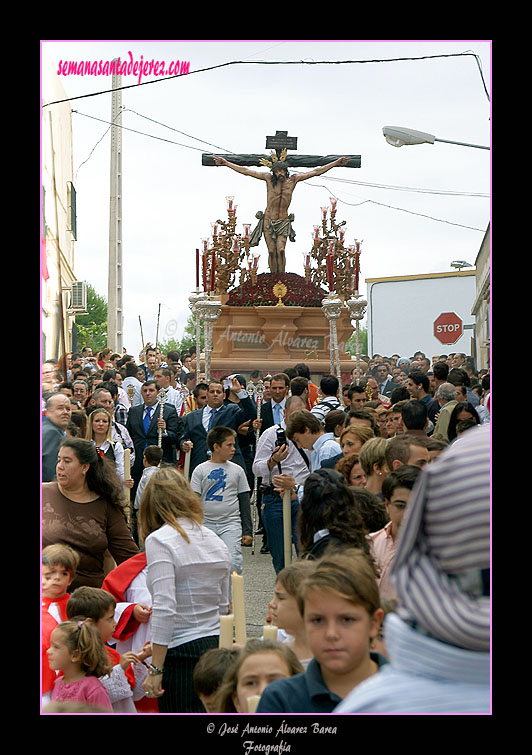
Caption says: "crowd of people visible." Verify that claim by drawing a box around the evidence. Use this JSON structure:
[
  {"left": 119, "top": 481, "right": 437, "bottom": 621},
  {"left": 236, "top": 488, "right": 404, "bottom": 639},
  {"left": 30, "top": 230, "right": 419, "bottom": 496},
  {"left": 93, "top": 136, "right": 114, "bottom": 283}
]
[{"left": 41, "top": 344, "right": 490, "bottom": 715}]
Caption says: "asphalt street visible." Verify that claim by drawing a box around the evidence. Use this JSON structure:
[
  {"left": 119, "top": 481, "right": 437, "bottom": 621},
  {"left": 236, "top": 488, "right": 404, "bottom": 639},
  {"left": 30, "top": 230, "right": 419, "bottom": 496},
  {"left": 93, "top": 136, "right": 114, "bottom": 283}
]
[{"left": 240, "top": 537, "right": 292, "bottom": 638}]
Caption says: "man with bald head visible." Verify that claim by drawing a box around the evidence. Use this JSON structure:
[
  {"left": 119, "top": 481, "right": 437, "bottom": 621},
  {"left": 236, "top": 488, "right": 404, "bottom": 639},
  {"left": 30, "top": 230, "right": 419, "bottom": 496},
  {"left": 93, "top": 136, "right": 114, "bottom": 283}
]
[{"left": 42, "top": 393, "right": 72, "bottom": 481}]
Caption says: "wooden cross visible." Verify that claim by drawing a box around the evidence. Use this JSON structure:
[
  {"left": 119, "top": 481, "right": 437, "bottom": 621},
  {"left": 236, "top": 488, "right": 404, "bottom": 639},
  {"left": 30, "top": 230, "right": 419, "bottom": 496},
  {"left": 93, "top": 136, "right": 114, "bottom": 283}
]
[{"left": 202, "top": 129, "right": 361, "bottom": 169}]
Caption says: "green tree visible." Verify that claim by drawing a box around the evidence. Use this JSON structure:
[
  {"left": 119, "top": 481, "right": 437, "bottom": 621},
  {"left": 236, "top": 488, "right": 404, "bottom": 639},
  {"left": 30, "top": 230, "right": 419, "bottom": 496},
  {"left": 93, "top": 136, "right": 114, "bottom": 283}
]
[
  {"left": 157, "top": 314, "right": 204, "bottom": 355},
  {"left": 74, "top": 284, "right": 108, "bottom": 353},
  {"left": 345, "top": 326, "right": 368, "bottom": 356}
]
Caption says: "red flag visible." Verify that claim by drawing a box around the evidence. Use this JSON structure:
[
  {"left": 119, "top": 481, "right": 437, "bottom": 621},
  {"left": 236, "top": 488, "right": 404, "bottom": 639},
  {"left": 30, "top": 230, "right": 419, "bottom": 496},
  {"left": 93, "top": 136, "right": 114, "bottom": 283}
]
[{"left": 42, "top": 238, "right": 50, "bottom": 281}]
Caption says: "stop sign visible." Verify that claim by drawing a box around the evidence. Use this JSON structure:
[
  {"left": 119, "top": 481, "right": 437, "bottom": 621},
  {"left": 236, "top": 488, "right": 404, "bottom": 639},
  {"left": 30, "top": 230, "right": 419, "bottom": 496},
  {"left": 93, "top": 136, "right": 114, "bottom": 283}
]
[{"left": 434, "top": 312, "right": 463, "bottom": 344}]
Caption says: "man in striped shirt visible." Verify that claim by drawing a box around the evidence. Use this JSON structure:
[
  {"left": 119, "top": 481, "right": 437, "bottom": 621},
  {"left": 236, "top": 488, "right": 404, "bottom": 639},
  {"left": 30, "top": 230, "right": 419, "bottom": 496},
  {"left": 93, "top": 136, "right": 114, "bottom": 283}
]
[{"left": 335, "top": 424, "right": 490, "bottom": 714}]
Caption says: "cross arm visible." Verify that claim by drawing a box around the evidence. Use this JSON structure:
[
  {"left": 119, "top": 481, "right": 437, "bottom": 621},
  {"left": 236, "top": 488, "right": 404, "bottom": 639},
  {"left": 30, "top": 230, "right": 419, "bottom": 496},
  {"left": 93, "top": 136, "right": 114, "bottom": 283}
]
[{"left": 202, "top": 153, "right": 361, "bottom": 168}]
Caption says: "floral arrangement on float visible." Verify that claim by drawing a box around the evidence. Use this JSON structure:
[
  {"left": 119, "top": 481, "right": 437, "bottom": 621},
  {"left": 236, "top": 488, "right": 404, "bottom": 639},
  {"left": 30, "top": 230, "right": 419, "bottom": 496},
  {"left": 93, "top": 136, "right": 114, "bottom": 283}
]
[{"left": 226, "top": 272, "right": 328, "bottom": 308}]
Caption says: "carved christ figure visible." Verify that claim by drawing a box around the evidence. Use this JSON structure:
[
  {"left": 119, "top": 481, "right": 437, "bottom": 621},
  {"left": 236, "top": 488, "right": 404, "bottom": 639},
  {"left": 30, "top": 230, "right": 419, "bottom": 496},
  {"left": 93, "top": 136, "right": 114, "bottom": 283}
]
[{"left": 213, "top": 155, "right": 350, "bottom": 274}]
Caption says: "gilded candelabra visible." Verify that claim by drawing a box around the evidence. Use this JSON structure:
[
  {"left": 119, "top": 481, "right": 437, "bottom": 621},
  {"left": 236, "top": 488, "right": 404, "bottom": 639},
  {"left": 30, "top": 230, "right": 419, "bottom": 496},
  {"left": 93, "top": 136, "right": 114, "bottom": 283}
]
[
  {"left": 304, "top": 197, "right": 361, "bottom": 298},
  {"left": 201, "top": 197, "right": 258, "bottom": 295}
]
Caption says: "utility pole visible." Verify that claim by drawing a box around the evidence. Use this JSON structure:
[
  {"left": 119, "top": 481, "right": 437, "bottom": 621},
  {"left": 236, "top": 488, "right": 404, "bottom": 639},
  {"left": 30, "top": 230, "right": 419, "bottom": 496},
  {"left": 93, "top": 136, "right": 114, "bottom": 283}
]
[{"left": 108, "top": 63, "right": 123, "bottom": 353}]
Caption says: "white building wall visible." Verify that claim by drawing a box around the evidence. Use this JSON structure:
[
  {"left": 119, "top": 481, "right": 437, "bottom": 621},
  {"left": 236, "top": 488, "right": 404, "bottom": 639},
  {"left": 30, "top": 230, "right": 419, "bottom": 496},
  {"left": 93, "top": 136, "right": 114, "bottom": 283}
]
[{"left": 366, "top": 271, "right": 477, "bottom": 359}]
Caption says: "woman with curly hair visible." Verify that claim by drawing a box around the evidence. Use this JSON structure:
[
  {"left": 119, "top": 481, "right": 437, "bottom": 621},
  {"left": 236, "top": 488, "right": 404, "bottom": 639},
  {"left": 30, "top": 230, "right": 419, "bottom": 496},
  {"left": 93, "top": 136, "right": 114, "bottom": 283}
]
[
  {"left": 297, "top": 468, "right": 374, "bottom": 567},
  {"left": 42, "top": 438, "right": 138, "bottom": 591},
  {"left": 335, "top": 453, "right": 367, "bottom": 488}
]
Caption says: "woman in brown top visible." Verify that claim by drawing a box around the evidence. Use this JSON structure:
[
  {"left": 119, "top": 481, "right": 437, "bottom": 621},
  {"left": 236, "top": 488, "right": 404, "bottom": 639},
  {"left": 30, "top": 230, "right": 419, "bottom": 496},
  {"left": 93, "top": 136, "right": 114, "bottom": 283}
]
[{"left": 42, "top": 438, "right": 138, "bottom": 590}]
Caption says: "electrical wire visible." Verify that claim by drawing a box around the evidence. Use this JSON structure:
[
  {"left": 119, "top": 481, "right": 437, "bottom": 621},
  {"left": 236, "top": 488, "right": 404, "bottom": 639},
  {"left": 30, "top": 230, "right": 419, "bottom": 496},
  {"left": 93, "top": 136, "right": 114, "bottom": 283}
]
[
  {"left": 71, "top": 108, "right": 488, "bottom": 231},
  {"left": 309, "top": 174, "right": 489, "bottom": 198},
  {"left": 122, "top": 108, "right": 235, "bottom": 154},
  {"left": 72, "top": 109, "right": 208, "bottom": 151}
]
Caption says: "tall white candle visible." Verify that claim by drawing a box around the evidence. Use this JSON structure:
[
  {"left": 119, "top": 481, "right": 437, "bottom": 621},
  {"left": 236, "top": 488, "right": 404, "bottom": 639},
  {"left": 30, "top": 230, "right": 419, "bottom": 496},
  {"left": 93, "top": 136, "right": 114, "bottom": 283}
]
[
  {"left": 262, "top": 625, "right": 278, "bottom": 642},
  {"left": 232, "top": 572, "right": 247, "bottom": 645},
  {"left": 183, "top": 449, "right": 191, "bottom": 480},
  {"left": 219, "top": 613, "right": 234, "bottom": 648},
  {"left": 123, "top": 448, "right": 131, "bottom": 497},
  {"left": 283, "top": 490, "right": 292, "bottom": 567},
  {"left": 247, "top": 694, "right": 261, "bottom": 713}
]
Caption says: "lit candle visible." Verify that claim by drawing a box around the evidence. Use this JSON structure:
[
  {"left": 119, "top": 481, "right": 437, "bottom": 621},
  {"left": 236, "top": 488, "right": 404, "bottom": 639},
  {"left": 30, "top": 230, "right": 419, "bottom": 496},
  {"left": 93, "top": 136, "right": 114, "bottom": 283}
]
[
  {"left": 330, "top": 196, "right": 337, "bottom": 212},
  {"left": 226, "top": 195, "right": 234, "bottom": 211},
  {"left": 219, "top": 614, "right": 234, "bottom": 648},
  {"left": 313, "top": 225, "right": 320, "bottom": 240},
  {"left": 262, "top": 624, "right": 279, "bottom": 641},
  {"left": 231, "top": 572, "right": 247, "bottom": 645},
  {"left": 211, "top": 222, "right": 218, "bottom": 239},
  {"left": 243, "top": 223, "right": 250, "bottom": 239},
  {"left": 195, "top": 248, "right": 200, "bottom": 290},
  {"left": 321, "top": 207, "right": 328, "bottom": 221},
  {"left": 247, "top": 695, "right": 261, "bottom": 713}
]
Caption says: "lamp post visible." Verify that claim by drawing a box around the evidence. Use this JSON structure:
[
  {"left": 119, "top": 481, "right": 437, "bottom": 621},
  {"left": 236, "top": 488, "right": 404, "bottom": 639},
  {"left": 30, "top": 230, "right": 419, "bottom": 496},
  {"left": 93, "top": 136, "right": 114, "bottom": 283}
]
[{"left": 383, "top": 126, "right": 489, "bottom": 150}]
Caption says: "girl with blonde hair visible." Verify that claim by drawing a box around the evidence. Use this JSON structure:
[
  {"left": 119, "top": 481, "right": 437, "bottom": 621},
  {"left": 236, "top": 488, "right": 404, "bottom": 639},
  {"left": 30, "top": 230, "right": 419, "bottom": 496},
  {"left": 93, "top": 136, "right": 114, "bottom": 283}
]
[
  {"left": 86, "top": 407, "right": 131, "bottom": 487},
  {"left": 47, "top": 619, "right": 113, "bottom": 710},
  {"left": 139, "top": 466, "right": 233, "bottom": 712},
  {"left": 359, "top": 437, "right": 389, "bottom": 497}
]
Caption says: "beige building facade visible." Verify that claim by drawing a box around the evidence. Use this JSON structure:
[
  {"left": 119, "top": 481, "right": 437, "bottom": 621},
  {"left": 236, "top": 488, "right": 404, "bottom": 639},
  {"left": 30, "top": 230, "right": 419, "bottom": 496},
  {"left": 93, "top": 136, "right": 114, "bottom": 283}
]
[{"left": 41, "top": 52, "right": 79, "bottom": 361}]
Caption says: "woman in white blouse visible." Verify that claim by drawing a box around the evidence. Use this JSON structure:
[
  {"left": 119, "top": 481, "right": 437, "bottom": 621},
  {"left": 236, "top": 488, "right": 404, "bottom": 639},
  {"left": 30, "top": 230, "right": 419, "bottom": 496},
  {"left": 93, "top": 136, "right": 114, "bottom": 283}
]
[{"left": 139, "top": 466, "right": 232, "bottom": 712}]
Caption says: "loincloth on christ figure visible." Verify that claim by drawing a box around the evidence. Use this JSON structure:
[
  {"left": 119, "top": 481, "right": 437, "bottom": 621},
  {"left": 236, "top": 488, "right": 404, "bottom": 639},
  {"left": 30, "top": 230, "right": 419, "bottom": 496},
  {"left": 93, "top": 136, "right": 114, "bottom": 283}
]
[{"left": 249, "top": 211, "right": 296, "bottom": 247}]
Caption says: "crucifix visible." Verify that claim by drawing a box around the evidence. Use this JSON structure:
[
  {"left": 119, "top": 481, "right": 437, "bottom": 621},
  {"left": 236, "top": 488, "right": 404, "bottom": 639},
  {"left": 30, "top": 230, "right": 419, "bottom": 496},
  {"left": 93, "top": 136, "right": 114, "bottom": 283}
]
[{"left": 203, "top": 131, "right": 361, "bottom": 274}]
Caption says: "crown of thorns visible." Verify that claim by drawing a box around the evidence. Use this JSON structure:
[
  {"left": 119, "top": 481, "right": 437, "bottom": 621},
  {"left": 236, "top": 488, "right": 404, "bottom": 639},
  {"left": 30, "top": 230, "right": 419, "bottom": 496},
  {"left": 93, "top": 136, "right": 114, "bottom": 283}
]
[{"left": 259, "top": 148, "right": 288, "bottom": 168}]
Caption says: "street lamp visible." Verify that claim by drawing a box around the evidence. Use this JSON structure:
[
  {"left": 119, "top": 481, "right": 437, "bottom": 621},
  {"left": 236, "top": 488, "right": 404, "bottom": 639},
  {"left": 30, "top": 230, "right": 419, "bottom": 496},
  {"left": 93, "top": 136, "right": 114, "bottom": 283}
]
[{"left": 383, "top": 126, "right": 489, "bottom": 150}]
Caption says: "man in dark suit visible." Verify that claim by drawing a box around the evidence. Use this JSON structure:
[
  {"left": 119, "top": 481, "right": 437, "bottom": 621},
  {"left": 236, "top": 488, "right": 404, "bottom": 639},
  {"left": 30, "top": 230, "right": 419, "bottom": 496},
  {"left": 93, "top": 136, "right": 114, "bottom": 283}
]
[
  {"left": 255, "top": 372, "right": 290, "bottom": 436},
  {"left": 126, "top": 380, "right": 181, "bottom": 492},
  {"left": 179, "top": 378, "right": 256, "bottom": 477},
  {"left": 375, "top": 363, "right": 400, "bottom": 399},
  {"left": 42, "top": 393, "right": 72, "bottom": 481}
]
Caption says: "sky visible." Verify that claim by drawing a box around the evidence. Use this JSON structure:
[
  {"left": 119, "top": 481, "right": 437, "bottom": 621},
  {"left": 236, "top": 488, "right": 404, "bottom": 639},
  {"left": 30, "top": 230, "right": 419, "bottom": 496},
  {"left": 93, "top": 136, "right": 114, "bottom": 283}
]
[{"left": 41, "top": 40, "right": 491, "bottom": 360}]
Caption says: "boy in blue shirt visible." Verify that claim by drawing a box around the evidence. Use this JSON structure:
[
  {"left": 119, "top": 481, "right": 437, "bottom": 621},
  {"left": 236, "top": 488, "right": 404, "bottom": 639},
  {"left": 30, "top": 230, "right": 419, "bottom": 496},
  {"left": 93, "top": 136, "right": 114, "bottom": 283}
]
[{"left": 257, "top": 548, "right": 388, "bottom": 712}]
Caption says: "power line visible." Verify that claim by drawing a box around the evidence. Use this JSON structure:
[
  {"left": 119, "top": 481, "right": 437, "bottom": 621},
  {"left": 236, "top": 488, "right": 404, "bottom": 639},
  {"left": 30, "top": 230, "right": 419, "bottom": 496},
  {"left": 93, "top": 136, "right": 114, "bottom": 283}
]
[
  {"left": 122, "top": 108, "right": 235, "bottom": 154},
  {"left": 42, "top": 52, "right": 490, "bottom": 107},
  {"left": 72, "top": 109, "right": 208, "bottom": 151},
  {"left": 313, "top": 174, "right": 489, "bottom": 198},
  {"left": 304, "top": 182, "right": 486, "bottom": 231},
  {"left": 71, "top": 109, "right": 488, "bottom": 231},
  {"left": 72, "top": 108, "right": 488, "bottom": 199}
]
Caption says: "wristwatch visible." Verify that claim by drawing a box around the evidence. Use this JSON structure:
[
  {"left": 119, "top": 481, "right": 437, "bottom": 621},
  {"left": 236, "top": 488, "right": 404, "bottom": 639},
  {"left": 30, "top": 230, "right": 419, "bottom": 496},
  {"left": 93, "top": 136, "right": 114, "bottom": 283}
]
[{"left": 149, "top": 663, "right": 164, "bottom": 676}]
